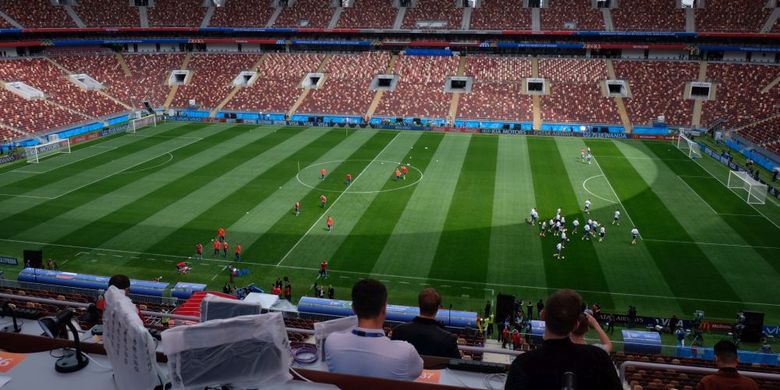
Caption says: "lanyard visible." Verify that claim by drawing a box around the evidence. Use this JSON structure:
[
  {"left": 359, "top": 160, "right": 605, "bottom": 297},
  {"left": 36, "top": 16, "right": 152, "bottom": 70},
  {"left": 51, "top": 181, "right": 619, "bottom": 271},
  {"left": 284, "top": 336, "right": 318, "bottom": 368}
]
[{"left": 351, "top": 329, "right": 384, "bottom": 338}]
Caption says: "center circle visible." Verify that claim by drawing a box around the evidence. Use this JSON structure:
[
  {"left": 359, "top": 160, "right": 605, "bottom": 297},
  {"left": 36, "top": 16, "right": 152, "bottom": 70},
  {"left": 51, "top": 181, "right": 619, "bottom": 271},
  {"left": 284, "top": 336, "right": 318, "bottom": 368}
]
[{"left": 296, "top": 159, "right": 424, "bottom": 194}]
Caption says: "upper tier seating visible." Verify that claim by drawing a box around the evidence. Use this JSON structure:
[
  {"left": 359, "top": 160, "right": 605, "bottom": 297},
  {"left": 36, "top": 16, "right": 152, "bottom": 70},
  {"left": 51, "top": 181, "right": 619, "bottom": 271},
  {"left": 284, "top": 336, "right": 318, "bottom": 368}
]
[
  {"left": 274, "top": 0, "right": 335, "bottom": 28},
  {"left": 613, "top": 60, "right": 697, "bottom": 127},
  {"left": 695, "top": 0, "right": 771, "bottom": 32},
  {"left": 0, "top": 58, "right": 126, "bottom": 119},
  {"left": 374, "top": 55, "right": 458, "bottom": 119},
  {"left": 539, "top": 59, "right": 619, "bottom": 124},
  {"left": 51, "top": 54, "right": 135, "bottom": 107},
  {"left": 540, "top": 0, "right": 603, "bottom": 31},
  {"left": 739, "top": 116, "right": 780, "bottom": 155},
  {"left": 297, "top": 52, "right": 391, "bottom": 116},
  {"left": 701, "top": 63, "right": 780, "bottom": 129},
  {"left": 123, "top": 53, "right": 185, "bottom": 106},
  {"left": 457, "top": 56, "right": 532, "bottom": 122},
  {"left": 611, "top": 0, "right": 684, "bottom": 32},
  {"left": 470, "top": 0, "right": 531, "bottom": 30},
  {"left": 0, "top": 90, "right": 88, "bottom": 134},
  {"left": 147, "top": 0, "right": 207, "bottom": 27},
  {"left": 209, "top": 0, "right": 275, "bottom": 27},
  {"left": 171, "top": 53, "right": 262, "bottom": 109},
  {"left": 336, "top": 0, "right": 397, "bottom": 29},
  {"left": 0, "top": 0, "right": 76, "bottom": 28},
  {"left": 226, "top": 53, "right": 325, "bottom": 113},
  {"left": 77, "top": 0, "right": 140, "bottom": 27},
  {"left": 402, "top": 0, "right": 463, "bottom": 30}
]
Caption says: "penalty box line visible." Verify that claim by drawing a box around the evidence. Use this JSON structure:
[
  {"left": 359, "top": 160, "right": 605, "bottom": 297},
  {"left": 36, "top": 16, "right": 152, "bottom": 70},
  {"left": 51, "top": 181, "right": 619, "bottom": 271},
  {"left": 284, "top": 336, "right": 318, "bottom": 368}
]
[{"left": 4, "top": 237, "right": 780, "bottom": 309}]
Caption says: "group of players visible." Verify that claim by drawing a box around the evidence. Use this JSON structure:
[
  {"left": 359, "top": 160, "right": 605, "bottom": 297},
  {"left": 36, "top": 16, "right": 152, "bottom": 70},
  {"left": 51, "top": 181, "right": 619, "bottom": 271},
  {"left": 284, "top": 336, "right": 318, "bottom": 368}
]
[{"left": 528, "top": 199, "right": 641, "bottom": 260}]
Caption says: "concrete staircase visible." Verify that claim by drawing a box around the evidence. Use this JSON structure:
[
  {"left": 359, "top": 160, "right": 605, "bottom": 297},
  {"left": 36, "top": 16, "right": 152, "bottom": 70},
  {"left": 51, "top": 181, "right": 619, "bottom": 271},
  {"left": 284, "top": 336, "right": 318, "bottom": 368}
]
[
  {"left": 63, "top": 5, "right": 86, "bottom": 28},
  {"left": 201, "top": 6, "right": 215, "bottom": 28},
  {"left": 139, "top": 6, "right": 149, "bottom": 28},
  {"left": 531, "top": 7, "right": 540, "bottom": 32},
  {"left": 210, "top": 55, "right": 269, "bottom": 118},
  {"left": 602, "top": 8, "right": 613, "bottom": 31},
  {"left": 461, "top": 7, "right": 472, "bottom": 30},
  {"left": 446, "top": 56, "right": 468, "bottom": 125},
  {"left": 531, "top": 58, "right": 542, "bottom": 130},
  {"left": 267, "top": 6, "right": 284, "bottom": 28},
  {"left": 163, "top": 52, "right": 193, "bottom": 110},
  {"left": 691, "top": 61, "right": 708, "bottom": 128},
  {"left": 365, "top": 54, "right": 400, "bottom": 120},
  {"left": 45, "top": 57, "right": 132, "bottom": 110},
  {"left": 287, "top": 55, "right": 332, "bottom": 118},
  {"left": 0, "top": 11, "right": 22, "bottom": 28},
  {"left": 393, "top": 7, "right": 406, "bottom": 29},
  {"left": 328, "top": 7, "right": 343, "bottom": 29},
  {"left": 115, "top": 53, "right": 133, "bottom": 77},
  {"left": 605, "top": 59, "right": 632, "bottom": 133},
  {"left": 761, "top": 7, "right": 779, "bottom": 33},
  {"left": 685, "top": 7, "right": 695, "bottom": 32}
]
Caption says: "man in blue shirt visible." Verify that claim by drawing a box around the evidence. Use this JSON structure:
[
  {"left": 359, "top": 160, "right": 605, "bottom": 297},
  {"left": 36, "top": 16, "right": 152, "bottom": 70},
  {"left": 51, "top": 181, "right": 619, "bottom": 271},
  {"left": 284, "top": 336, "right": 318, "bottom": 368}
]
[{"left": 325, "top": 279, "right": 423, "bottom": 381}]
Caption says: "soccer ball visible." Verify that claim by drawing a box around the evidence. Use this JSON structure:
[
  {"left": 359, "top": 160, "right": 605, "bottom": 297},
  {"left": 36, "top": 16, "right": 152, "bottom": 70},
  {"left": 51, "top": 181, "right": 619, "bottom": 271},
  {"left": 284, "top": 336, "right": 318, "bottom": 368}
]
[{"left": 425, "top": 147, "right": 428, "bottom": 150}]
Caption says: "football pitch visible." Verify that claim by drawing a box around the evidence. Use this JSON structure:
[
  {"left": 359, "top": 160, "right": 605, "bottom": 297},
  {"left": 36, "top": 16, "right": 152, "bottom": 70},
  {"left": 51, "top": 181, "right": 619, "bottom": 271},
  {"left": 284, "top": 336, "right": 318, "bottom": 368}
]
[{"left": 1, "top": 121, "right": 779, "bottom": 323}]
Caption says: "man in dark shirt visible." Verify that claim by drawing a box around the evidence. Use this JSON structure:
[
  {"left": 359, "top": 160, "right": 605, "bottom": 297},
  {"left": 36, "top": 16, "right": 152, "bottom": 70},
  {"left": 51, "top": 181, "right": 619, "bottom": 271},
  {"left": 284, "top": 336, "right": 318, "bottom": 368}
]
[
  {"left": 505, "top": 289, "right": 621, "bottom": 390},
  {"left": 391, "top": 288, "right": 461, "bottom": 358},
  {"left": 697, "top": 340, "right": 758, "bottom": 390}
]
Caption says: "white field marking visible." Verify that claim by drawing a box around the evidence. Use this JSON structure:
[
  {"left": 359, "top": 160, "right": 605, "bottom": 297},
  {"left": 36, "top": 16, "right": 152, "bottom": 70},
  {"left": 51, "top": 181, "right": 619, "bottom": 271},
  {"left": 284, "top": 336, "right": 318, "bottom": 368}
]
[
  {"left": 75, "top": 252, "right": 87, "bottom": 257},
  {"left": 276, "top": 132, "right": 401, "bottom": 266},
  {"left": 295, "top": 159, "right": 424, "bottom": 194},
  {"left": 676, "top": 175, "right": 719, "bottom": 215},
  {"left": 118, "top": 152, "right": 173, "bottom": 174},
  {"left": 595, "top": 155, "right": 691, "bottom": 162},
  {"left": 211, "top": 265, "right": 227, "bottom": 281},
  {"left": 0, "top": 146, "right": 119, "bottom": 177},
  {"left": 43, "top": 138, "right": 201, "bottom": 200},
  {"left": 591, "top": 155, "right": 638, "bottom": 229},
  {"left": 128, "top": 134, "right": 203, "bottom": 141},
  {"left": 718, "top": 213, "right": 764, "bottom": 217},
  {"left": 9, "top": 237, "right": 780, "bottom": 307},
  {"left": 582, "top": 175, "right": 618, "bottom": 204},
  {"left": 0, "top": 193, "right": 55, "bottom": 199},
  {"left": 677, "top": 175, "right": 717, "bottom": 179},
  {"left": 684, "top": 149, "right": 780, "bottom": 230},
  {"left": 643, "top": 238, "right": 780, "bottom": 250}
]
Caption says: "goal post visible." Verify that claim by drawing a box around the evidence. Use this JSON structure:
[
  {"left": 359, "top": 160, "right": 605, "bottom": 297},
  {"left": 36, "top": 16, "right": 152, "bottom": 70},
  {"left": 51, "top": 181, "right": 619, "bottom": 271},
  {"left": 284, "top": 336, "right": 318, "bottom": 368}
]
[
  {"left": 727, "top": 170, "right": 767, "bottom": 205},
  {"left": 25, "top": 138, "right": 71, "bottom": 164},
  {"left": 128, "top": 114, "right": 158, "bottom": 134},
  {"left": 676, "top": 133, "right": 702, "bottom": 159}
]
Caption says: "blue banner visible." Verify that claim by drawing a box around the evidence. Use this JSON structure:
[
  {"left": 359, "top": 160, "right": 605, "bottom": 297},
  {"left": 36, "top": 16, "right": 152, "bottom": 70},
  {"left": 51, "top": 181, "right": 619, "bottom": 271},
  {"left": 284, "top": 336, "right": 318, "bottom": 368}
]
[{"left": 298, "top": 297, "right": 477, "bottom": 327}]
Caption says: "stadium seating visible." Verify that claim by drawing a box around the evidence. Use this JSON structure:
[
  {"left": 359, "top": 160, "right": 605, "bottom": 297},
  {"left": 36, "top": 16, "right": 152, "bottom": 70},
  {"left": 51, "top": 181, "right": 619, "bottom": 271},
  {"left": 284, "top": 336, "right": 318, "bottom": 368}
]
[
  {"left": 226, "top": 53, "right": 325, "bottom": 113},
  {"left": 0, "top": 90, "right": 88, "bottom": 134},
  {"left": 469, "top": 0, "right": 531, "bottom": 31},
  {"left": 297, "top": 52, "right": 391, "bottom": 116},
  {"left": 457, "top": 56, "right": 532, "bottom": 121},
  {"left": 123, "top": 53, "right": 186, "bottom": 107},
  {"left": 0, "top": 15, "right": 9, "bottom": 28},
  {"left": 374, "top": 55, "right": 459, "bottom": 119},
  {"left": 274, "top": 0, "right": 335, "bottom": 28},
  {"left": 402, "top": 0, "right": 463, "bottom": 30},
  {"left": 209, "top": 0, "right": 275, "bottom": 27},
  {"left": 76, "top": 0, "right": 140, "bottom": 27},
  {"left": 336, "top": 0, "right": 397, "bottom": 29},
  {"left": 171, "top": 53, "right": 262, "bottom": 109},
  {"left": 540, "top": 0, "right": 603, "bottom": 31},
  {"left": 147, "top": 0, "right": 207, "bottom": 27},
  {"left": 539, "top": 59, "right": 619, "bottom": 124},
  {"left": 51, "top": 53, "right": 135, "bottom": 106},
  {"left": 0, "top": 0, "right": 76, "bottom": 28},
  {"left": 701, "top": 63, "right": 780, "bottom": 129},
  {"left": 613, "top": 60, "right": 697, "bottom": 127},
  {"left": 739, "top": 116, "right": 780, "bottom": 155},
  {"left": 695, "top": 0, "right": 771, "bottom": 32},
  {"left": 0, "top": 58, "right": 126, "bottom": 119},
  {"left": 611, "top": 0, "right": 684, "bottom": 32}
]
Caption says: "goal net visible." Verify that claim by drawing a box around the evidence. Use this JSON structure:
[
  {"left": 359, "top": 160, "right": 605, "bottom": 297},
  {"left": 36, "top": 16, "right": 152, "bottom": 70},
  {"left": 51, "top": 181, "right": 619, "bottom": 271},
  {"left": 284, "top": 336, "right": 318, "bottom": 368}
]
[
  {"left": 676, "top": 133, "right": 702, "bottom": 159},
  {"left": 727, "top": 170, "right": 767, "bottom": 205},
  {"left": 128, "top": 114, "right": 158, "bottom": 134},
  {"left": 25, "top": 138, "right": 71, "bottom": 163}
]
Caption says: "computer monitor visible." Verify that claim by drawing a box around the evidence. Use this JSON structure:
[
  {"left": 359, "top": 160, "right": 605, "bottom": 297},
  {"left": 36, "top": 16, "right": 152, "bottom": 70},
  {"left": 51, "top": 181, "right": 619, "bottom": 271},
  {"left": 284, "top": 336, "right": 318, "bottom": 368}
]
[
  {"left": 102, "top": 286, "right": 168, "bottom": 390},
  {"left": 161, "top": 312, "right": 291, "bottom": 389},
  {"left": 199, "top": 294, "right": 261, "bottom": 322}
]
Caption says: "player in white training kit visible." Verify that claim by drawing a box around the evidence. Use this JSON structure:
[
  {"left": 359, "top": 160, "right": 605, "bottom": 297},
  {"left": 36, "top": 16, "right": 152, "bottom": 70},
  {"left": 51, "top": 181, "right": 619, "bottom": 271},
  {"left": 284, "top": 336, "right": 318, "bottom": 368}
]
[
  {"left": 584, "top": 199, "right": 591, "bottom": 215},
  {"left": 553, "top": 242, "right": 564, "bottom": 260},
  {"left": 529, "top": 208, "right": 539, "bottom": 225},
  {"left": 539, "top": 221, "right": 547, "bottom": 237},
  {"left": 571, "top": 218, "right": 580, "bottom": 233},
  {"left": 582, "top": 224, "right": 591, "bottom": 240},
  {"left": 631, "top": 227, "right": 640, "bottom": 245},
  {"left": 613, "top": 210, "right": 621, "bottom": 225},
  {"left": 599, "top": 226, "right": 606, "bottom": 242},
  {"left": 560, "top": 231, "right": 568, "bottom": 246}
]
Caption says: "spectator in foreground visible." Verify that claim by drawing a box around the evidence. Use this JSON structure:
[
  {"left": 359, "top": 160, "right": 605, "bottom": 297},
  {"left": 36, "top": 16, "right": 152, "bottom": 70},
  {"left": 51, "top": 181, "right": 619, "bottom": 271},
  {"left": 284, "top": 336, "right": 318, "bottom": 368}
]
[
  {"left": 697, "top": 340, "right": 758, "bottom": 390},
  {"left": 391, "top": 288, "right": 460, "bottom": 358},
  {"left": 325, "top": 279, "right": 423, "bottom": 381},
  {"left": 570, "top": 313, "right": 612, "bottom": 353},
  {"left": 504, "top": 289, "right": 621, "bottom": 390},
  {"left": 96, "top": 274, "right": 145, "bottom": 321}
]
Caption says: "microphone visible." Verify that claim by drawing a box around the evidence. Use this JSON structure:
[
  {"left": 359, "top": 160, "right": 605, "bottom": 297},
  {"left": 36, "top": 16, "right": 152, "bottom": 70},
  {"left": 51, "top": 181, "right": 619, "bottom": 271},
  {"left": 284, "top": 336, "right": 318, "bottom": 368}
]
[{"left": 562, "top": 371, "right": 576, "bottom": 390}]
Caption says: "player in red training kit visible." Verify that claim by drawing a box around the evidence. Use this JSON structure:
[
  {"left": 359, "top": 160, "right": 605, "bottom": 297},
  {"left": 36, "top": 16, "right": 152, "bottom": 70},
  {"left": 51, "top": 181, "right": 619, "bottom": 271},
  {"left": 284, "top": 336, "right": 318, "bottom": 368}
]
[
  {"left": 294, "top": 201, "right": 301, "bottom": 216},
  {"left": 235, "top": 243, "right": 242, "bottom": 261},
  {"left": 319, "top": 259, "right": 328, "bottom": 279},
  {"left": 222, "top": 241, "right": 229, "bottom": 258},
  {"left": 346, "top": 173, "right": 352, "bottom": 186},
  {"left": 401, "top": 165, "right": 409, "bottom": 180},
  {"left": 320, "top": 168, "right": 327, "bottom": 180},
  {"left": 212, "top": 239, "right": 220, "bottom": 256},
  {"left": 320, "top": 194, "right": 327, "bottom": 208},
  {"left": 217, "top": 227, "right": 225, "bottom": 242},
  {"left": 395, "top": 168, "right": 401, "bottom": 181},
  {"left": 326, "top": 216, "right": 334, "bottom": 232},
  {"left": 195, "top": 243, "right": 203, "bottom": 260}
]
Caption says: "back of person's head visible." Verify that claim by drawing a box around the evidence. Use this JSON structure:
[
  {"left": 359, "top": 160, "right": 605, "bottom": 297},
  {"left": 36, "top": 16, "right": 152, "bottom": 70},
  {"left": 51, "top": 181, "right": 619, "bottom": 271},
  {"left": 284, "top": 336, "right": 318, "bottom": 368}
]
[
  {"left": 543, "top": 289, "right": 582, "bottom": 336},
  {"left": 714, "top": 340, "right": 739, "bottom": 366},
  {"left": 572, "top": 313, "right": 589, "bottom": 337},
  {"left": 351, "top": 279, "right": 387, "bottom": 320},
  {"left": 108, "top": 274, "right": 131, "bottom": 291},
  {"left": 418, "top": 288, "right": 441, "bottom": 317}
]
